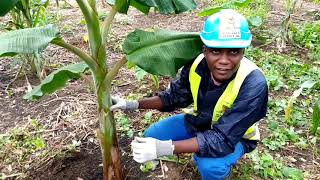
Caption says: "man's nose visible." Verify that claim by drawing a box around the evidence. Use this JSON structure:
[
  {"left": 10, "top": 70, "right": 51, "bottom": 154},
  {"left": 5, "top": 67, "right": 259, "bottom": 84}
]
[{"left": 218, "top": 52, "right": 229, "bottom": 65}]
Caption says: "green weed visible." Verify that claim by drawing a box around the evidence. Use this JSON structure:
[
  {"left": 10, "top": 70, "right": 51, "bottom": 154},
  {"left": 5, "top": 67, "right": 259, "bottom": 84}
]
[
  {"left": 143, "top": 111, "right": 153, "bottom": 125},
  {"left": 290, "top": 21, "right": 320, "bottom": 61},
  {"left": 209, "top": 0, "right": 270, "bottom": 20},
  {"left": 139, "top": 160, "right": 159, "bottom": 173},
  {"left": 46, "top": 10, "right": 61, "bottom": 25},
  {"left": 66, "top": 140, "right": 81, "bottom": 151},
  {"left": 248, "top": 150, "right": 304, "bottom": 179},
  {"left": 61, "top": 24, "right": 75, "bottom": 34},
  {"left": 233, "top": 163, "right": 254, "bottom": 180},
  {"left": 142, "top": 111, "right": 170, "bottom": 127},
  {"left": 246, "top": 47, "right": 320, "bottom": 91},
  {"left": 312, "top": 0, "right": 320, "bottom": 4},
  {"left": 244, "top": 47, "right": 318, "bottom": 179},
  {"left": 126, "top": 92, "right": 145, "bottom": 101},
  {"left": 250, "top": 151, "right": 284, "bottom": 178},
  {"left": 0, "top": 119, "right": 46, "bottom": 175},
  {"left": 127, "top": 64, "right": 161, "bottom": 90},
  {"left": 115, "top": 114, "right": 134, "bottom": 138}
]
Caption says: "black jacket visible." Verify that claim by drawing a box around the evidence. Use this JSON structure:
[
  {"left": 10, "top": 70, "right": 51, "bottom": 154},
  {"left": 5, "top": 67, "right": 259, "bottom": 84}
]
[{"left": 157, "top": 57, "right": 268, "bottom": 157}]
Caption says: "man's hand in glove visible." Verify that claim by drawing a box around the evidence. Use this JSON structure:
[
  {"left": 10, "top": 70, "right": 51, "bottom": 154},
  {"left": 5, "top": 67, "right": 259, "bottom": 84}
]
[
  {"left": 110, "top": 96, "right": 139, "bottom": 111},
  {"left": 131, "top": 137, "right": 175, "bottom": 163}
]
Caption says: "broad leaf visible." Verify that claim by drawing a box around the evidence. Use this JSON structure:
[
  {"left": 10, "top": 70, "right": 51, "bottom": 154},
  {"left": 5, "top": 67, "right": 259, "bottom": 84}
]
[
  {"left": 198, "top": 0, "right": 253, "bottom": 17},
  {"left": 126, "top": 60, "right": 136, "bottom": 68},
  {"left": 134, "top": 0, "right": 196, "bottom": 14},
  {"left": 282, "top": 167, "right": 304, "bottom": 180},
  {"left": 108, "top": 0, "right": 196, "bottom": 14},
  {"left": 107, "top": 0, "right": 129, "bottom": 14},
  {"left": 312, "top": 98, "right": 320, "bottom": 134},
  {"left": 198, "top": 6, "right": 223, "bottom": 17},
  {"left": 129, "top": 0, "right": 150, "bottom": 14},
  {"left": 24, "top": 62, "right": 89, "bottom": 100},
  {"left": 234, "top": 0, "right": 253, "bottom": 7},
  {"left": 0, "top": 0, "right": 20, "bottom": 16},
  {"left": 0, "top": 24, "right": 59, "bottom": 57},
  {"left": 248, "top": 16, "right": 263, "bottom": 27},
  {"left": 300, "top": 80, "right": 316, "bottom": 89},
  {"left": 135, "top": 66, "right": 148, "bottom": 81},
  {"left": 123, "top": 29, "right": 203, "bottom": 77}
]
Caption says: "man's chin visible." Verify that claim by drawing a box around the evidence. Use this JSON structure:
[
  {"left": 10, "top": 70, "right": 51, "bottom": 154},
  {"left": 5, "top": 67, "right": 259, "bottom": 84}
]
[{"left": 214, "top": 75, "right": 230, "bottom": 83}]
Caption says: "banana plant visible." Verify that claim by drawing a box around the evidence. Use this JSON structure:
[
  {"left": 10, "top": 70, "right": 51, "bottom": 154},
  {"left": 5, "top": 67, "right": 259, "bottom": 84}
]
[
  {"left": 0, "top": 0, "right": 50, "bottom": 80},
  {"left": 0, "top": 0, "right": 203, "bottom": 179},
  {"left": 1, "top": 0, "right": 49, "bottom": 30}
]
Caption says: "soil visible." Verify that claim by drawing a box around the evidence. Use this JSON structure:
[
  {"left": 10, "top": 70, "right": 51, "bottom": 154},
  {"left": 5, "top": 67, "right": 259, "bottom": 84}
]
[{"left": 1, "top": 0, "right": 320, "bottom": 179}]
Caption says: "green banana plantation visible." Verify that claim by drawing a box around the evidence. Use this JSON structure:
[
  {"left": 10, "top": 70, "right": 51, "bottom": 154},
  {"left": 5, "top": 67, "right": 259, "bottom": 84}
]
[{"left": 0, "top": 0, "right": 319, "bottom": 179}]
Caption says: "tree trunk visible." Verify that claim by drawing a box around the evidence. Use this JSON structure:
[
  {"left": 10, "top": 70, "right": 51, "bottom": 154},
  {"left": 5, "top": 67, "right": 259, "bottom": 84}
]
[
  {"left": 96, "top": 76, "right": 123, "bottom": 180},
  {"left": 98, "top": 110, "right": 123, "bottom": 180}
]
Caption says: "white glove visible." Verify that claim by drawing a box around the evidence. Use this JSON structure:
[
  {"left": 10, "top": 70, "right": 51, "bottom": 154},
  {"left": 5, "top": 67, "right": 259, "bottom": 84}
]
[
  {"left": 110, "top": 96, "right": 139, "bottom": 111},
  {"left": 131, "top": 137, "right": 174, "bottom": 163}
]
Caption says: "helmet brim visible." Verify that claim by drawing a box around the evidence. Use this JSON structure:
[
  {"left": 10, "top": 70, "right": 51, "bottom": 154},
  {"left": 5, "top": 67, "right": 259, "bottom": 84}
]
[{"left": 200, "top": 35, "right": 252, "bottom": 48}]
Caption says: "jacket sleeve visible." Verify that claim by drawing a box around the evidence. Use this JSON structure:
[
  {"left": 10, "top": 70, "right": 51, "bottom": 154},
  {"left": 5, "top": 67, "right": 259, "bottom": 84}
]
[
  {"left": 157, "top": 63, "right": 194, "bottom": 112},
  {"left": 196, "top": 70, "right": 268, "bottom": 157}
]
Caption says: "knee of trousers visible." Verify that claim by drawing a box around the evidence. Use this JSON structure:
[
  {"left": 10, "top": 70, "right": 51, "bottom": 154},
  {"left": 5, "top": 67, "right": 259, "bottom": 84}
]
[
  {"left": 196, "top": 160, "right": 232, "bottom": 180},
  {"left": 143, "top": 124, "right": 157, "bottom": 138}
]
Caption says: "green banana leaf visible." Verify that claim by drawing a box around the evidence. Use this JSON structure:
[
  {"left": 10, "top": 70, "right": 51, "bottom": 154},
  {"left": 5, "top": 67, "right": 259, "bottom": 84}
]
[
  {"left": 107, "top": 0, "right": 130, "bottom": 14},
  {"left": 198, "top": 6, "right": 224, "bottom": 17},
  {"left": 135, "top": 0, "right": 196, "bottom": 14},
  {"left": 24, "top": 62, "right": 89, "bottom": 100},
  {"left": 123, "top": 29, "right": 203, "bottom": 77},
  {"left": 129, "top": 0, "right": 149, "bottom": 14},
  {"left": 312, "top": 98, "right": 320, "bottom": 134},
  {"left": 234, "top": 0, "right": 253, "bottom": 7},
  {"left": 0, "top": 0, "right": 20, "bottom": 16},
  {"left": 107, "top": 0, "right": 196, "bottom": 14},
  {"left": 0, "top": 24, "right": 59, "bottom": 57},
  {"left": 198, "top": 0, "right": 253, "bottom": 17}
]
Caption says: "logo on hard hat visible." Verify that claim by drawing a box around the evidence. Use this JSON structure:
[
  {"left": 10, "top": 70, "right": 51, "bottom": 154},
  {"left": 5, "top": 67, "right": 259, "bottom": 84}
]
[{"left": 218, "top": 13, "right": 241, "bottom": 39}]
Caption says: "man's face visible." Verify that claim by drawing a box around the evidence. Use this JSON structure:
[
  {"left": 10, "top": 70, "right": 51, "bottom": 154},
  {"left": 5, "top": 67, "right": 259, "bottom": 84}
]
[{"left": 203, "top": 47, "right": 244, "bottom": 83}]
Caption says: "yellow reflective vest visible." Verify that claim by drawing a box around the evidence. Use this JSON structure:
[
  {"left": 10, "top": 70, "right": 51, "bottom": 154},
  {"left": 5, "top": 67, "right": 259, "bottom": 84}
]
[{"left": 189, "top": 53, "right": 260, "bottom": 141}]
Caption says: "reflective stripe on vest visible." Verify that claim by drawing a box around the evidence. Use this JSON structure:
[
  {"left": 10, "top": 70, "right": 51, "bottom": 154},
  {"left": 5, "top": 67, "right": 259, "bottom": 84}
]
[
  {"left": 189, "top": 53, "right": 204, "bottom": 113},
  {"left": 189, "top": 53, "right": 260, "bottom": 141}
]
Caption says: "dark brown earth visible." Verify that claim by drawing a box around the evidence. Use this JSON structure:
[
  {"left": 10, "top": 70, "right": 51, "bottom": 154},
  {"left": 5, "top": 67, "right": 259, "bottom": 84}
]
[{"left": 1, "top": 0, "right": 320, "bottom": 179}]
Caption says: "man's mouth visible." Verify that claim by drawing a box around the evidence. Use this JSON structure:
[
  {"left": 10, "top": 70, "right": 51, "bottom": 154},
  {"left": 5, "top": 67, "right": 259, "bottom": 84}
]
[
  {"left": 217, "top": 68, "right": 228, "bottom": 70},
  {"left": 216, "top": 68, "right": 230, "bottom": 72}
]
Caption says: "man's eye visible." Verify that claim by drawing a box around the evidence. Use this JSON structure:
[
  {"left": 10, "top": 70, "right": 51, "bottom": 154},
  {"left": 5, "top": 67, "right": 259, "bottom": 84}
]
[
  {"left": 230, "top": 50, "right": 240, "bottom": 55},
  {"left": 211, "top": 49, "right": 220, "bottom": 54}
]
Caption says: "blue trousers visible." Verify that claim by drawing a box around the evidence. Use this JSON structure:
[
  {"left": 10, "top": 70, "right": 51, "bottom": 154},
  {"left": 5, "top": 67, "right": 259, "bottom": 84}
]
[{"left": 144, "top": 114, "right": 245, "bottom": 180}]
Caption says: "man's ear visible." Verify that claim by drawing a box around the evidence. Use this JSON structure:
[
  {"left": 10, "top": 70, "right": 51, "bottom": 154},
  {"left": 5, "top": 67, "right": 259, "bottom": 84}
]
[{"left": 202, "top": 45, "right": 206, "bottom": 53}]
